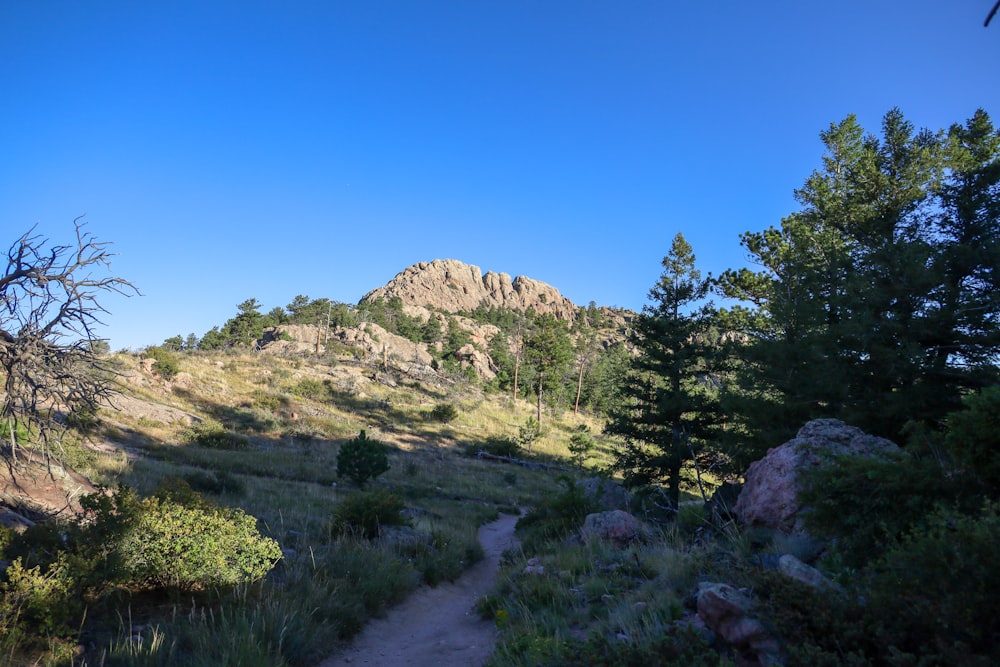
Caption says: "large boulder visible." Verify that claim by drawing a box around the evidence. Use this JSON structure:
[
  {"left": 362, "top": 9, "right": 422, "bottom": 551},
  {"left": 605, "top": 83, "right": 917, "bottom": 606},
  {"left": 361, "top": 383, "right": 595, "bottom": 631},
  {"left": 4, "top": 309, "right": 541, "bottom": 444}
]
[
  {"left": 734, "top": 419, "right": 900, "bottom": 534},
  {"left": 580, "top": 509, "right": 640, "bottom": 548}
]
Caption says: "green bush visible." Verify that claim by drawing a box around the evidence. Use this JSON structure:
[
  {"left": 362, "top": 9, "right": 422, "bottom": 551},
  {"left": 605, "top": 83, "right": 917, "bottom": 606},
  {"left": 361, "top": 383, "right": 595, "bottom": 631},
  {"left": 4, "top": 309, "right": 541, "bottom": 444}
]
[
  {"left": 184, "top": 419, "right": 250, "bottom": 450},
  {"left": 331, "top": 489, "right": 408, "bottom": 538},
  {"left": 290, "top": 378, "right": 332, "bottom": 401},
  {"left": 798, "top": 451, "right": 957, "bottom": 569},
  {"left": 144, "top": 345, "right": 180, "bottom": 379},
  {"left": 864, "top": 502, "right": 1000, "bottom": 662},
  {"left": 945, "top": 386, "right": 1000, "bottom": 497},
  {"left": 516, "top": 476, "right": 597, "bottom": 551},
  {"left": 429, "top": 402, "right": 459, "bottom": 423},
  {"left": 516, "top": 417, "right": 540, "bottom": 450},
  {"left": 470, "top": 435, "right": 522, "bottom": 458},
  {"left": 0, "top": 552, "right": 82, "bottom": 639},
  {"left": 337, "top": 430, "right": 390, "bottom": 488},
  {"left": 116, "top": 495, "right": 281, "bottom": 589}
]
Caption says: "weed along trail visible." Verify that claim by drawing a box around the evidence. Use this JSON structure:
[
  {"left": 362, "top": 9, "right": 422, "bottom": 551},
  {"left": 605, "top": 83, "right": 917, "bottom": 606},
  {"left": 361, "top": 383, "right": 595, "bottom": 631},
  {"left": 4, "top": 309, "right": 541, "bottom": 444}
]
[{"left": 319, "top": 512, "right": 521, "bottom": 667}]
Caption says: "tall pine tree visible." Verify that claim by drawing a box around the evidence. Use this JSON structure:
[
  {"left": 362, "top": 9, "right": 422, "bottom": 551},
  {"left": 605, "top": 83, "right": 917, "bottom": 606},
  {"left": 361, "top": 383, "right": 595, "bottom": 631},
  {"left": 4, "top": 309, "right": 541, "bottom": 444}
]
[{"left": 605, "top": 233, "right": 722, "bottom": 510}]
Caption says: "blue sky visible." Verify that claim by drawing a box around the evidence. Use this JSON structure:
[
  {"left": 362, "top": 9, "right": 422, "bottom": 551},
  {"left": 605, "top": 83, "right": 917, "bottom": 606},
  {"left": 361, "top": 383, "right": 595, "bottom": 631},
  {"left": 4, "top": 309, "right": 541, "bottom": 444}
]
[{"left": 2, "top": 1, "right": 998, "bottom": 350}]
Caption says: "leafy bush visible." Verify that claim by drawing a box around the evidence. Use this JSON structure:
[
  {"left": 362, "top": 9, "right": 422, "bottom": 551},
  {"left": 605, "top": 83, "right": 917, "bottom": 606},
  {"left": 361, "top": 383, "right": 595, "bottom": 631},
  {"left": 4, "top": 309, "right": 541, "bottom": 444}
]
[
  {"left": 515, "top": 476, "right": 597, "bottom": 551},
  {"left": 337, "top": 430, "right": 390, "bottom": 488},
  {"left": 467, "top": 435, "right": 521, "bottom": 458},
  {"left": 290, "top": 378, "right": 332, "bottom": 401},
  {"left": 798, "top": 451, "right": 957, "bottom": 569},
  {"left": 429, "top": 402, "right": 459, "bottom": 423},
  {"left": 331, "top": 489, "right": 408, "bottom": 538},
  {"left": 144, "top": 345, "right": 180, "bottom": 379},
  {"left": 864, "top": 502, "right": 1000, "bottom": 662},
  {"left": 184, "top": 419, "right": 249, "bottom": 450},
  {"left": 945, "top": 386, "right": 1000, "bottom": 497},
  {"left": 116, "top": 495, "right": 281, "bottom": 589},
  {"left": 182, "top": 469, "right": 247, "bottom": 496},
  {"left": 0, "top": 552, "right": 81, "bottom": 639}
]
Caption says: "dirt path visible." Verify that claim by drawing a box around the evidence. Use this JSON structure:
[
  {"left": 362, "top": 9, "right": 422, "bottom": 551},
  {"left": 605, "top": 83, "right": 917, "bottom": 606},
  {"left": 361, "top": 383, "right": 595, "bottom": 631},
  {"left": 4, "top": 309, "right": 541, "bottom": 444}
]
[{"left": 318, "top": 512, "right": 520, "bottom": 667}]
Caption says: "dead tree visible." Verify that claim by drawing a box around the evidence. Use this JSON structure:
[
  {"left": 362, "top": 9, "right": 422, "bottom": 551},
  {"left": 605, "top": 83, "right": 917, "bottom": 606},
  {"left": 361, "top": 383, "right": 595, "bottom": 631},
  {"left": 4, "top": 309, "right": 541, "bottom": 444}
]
[{"left": 1, "top": 218, "right": 137, "bottom": 470}]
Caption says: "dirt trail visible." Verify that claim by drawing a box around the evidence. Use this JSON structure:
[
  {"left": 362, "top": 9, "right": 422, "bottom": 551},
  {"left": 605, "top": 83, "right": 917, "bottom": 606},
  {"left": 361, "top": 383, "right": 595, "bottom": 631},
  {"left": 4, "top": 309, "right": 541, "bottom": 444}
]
[{"left": 318, "top": 512, "right": 520, "bottom": 667}]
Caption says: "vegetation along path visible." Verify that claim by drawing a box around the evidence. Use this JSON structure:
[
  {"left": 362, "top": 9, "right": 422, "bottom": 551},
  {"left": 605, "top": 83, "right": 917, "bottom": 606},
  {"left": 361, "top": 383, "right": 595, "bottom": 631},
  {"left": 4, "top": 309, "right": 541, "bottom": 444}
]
[{"left": 318, "top": 512, "right": 520, "bottom": 667}]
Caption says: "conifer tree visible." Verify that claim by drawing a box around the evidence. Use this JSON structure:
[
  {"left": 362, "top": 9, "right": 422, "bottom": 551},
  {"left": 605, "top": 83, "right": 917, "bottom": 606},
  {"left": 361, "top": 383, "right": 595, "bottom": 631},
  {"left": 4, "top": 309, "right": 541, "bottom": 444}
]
[{"left": 605, "top": 233, "right": 721, "bottom": 510}]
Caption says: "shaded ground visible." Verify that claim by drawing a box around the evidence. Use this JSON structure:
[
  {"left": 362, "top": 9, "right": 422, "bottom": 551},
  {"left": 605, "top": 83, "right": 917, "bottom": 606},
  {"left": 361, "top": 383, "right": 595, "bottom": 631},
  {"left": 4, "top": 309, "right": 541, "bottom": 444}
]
[{"left": 318, "top": 512, "right": 520, "bottom": 667}]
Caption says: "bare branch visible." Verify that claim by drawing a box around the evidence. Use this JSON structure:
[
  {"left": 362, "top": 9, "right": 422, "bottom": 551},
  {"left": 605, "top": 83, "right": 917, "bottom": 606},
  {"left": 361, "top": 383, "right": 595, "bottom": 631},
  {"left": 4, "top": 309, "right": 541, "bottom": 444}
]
[{"left": 1, "top": 219, "right": 139, "bottom": 468}]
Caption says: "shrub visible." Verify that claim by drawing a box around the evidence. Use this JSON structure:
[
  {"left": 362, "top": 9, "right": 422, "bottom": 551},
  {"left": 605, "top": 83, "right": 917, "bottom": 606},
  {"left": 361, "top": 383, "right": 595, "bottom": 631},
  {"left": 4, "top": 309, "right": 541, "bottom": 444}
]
[
  {"left": 429, "top": 402, "right": 459, "bottom": 423},
  {"left": 0, "top": 552, "right": 81, "bottom": 639},
  {"left": 798, "top": 451, "right": 957, "bottom": 569},
  {"left": 116, "top": 495, "right": 281, "bottom": 589},
  {"left": 144, "top": 345, "right": 180, "bottom": 379},
  {"left": 184, "top": 419, "right": 249, "bottom": 450},
  {"left": 467, "top": 435, "right": 521, "bottom": 458},
  {"left": 864, "top": 502, "right": 1000, "bottom": 662},
  {"left": 331, "top": 490, "right": 408, "bottom": 539},
  {"left": 337, "top": 429, "right": 390, "bottom": 488},
  {"left": 945, "top": 386, "right": 1000, "bottom": 497},
  {"left": 516, "top": 476, "right": 597, "bottom": 551},
  {"left": 290, "top": 378, "right": 331, "bottom": 401}
]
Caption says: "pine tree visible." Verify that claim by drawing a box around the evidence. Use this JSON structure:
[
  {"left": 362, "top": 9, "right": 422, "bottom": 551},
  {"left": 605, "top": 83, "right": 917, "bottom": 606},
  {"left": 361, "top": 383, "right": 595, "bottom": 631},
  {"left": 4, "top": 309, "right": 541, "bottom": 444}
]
[{"left": 605, "top": 233, "right": 721, "bottom": 510}]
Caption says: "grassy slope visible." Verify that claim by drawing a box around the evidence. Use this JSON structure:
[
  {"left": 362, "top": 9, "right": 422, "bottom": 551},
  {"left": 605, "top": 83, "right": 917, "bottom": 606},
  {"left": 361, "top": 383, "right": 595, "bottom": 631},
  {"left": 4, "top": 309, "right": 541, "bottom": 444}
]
[{"left": 14, "top": 348, "right": 611, "bottom": 666}]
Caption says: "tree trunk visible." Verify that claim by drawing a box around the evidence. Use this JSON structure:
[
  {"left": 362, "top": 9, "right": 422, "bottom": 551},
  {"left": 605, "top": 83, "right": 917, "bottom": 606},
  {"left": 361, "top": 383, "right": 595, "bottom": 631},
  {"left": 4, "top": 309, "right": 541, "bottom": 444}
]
[
  {"left": 512, "top": 355, "right": 520, "bottom": 403},
  {"left": 536, "top": 375, "right": 543, "bottom": 426},
  {"left": 574, "top": 362, "right": 585, "bottom": 414}
]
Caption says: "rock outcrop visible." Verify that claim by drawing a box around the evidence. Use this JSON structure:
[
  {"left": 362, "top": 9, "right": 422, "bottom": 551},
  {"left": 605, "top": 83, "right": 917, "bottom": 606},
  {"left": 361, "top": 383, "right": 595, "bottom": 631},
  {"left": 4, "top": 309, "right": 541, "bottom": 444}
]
[
  {"left": 734, "top": 419, "right": 901, "bottom": 535},
  {"left": 361, "top": 259, "right": 580, "bottom": 321},
  {"left": 696, "top": 582, "right": 784, "bottom": 666}
]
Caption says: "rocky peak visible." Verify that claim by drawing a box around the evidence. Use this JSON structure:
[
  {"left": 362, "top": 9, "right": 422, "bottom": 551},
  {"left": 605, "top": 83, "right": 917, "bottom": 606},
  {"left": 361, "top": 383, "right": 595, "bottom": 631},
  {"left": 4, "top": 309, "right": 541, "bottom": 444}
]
[{"left": 361, "top": 259, "right": 579, "bottom": 321}]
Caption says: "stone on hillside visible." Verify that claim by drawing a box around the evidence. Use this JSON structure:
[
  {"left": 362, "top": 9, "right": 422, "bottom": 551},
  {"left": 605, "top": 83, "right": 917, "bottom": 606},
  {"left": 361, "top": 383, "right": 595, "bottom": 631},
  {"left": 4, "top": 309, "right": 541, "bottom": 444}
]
[
  {"left": 696, "top": 582, "right": 783, "bottom": 666},
  {"left": 734, "top": 419, "right": 900, "bottom": 534},
  {"left": 576, "top": 476, "right": 630, "bottom": 512},
  {"left": 581, "top": 509, "right": 639, "bottom": 548},
  {"left": 522, "top": 557, "right": 546, "bottom": 576},
  {"left": 777, "top": 554, "right": 837, "bottom": 591}
]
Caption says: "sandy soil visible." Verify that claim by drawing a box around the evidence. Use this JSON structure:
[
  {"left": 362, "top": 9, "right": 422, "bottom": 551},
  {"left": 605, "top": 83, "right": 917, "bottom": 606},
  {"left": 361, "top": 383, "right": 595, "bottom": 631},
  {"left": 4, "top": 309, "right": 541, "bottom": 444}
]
[{"left": 318, "top": 512, "right": 520, "bottom": 667}]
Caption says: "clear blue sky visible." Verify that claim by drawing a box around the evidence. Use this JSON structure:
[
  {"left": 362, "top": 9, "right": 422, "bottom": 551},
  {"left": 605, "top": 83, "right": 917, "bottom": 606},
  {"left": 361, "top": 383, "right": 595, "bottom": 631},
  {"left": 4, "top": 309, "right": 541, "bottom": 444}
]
[{"left": 2, "top": 1, "right": 998, "bottom": 350}]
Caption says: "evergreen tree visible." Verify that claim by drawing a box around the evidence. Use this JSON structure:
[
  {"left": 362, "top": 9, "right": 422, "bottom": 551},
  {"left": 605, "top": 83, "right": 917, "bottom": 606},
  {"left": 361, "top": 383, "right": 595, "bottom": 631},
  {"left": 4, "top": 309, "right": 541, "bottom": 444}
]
[
  {"left": 522, "top": 314, "right": 573, "bottom": 425},
  {"left": 718, "top": 109, "right": 1000, "bottom": 448},
  {"left": 605, "top": 233, "right": 721, "bottom": 510}
]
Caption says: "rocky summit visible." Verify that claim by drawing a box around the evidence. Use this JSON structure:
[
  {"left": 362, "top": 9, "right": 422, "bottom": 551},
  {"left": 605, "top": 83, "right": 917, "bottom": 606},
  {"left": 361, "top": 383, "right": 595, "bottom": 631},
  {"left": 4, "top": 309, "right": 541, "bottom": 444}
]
[{"left": 361, "top": 259, "right": 579, "bottom": 320}]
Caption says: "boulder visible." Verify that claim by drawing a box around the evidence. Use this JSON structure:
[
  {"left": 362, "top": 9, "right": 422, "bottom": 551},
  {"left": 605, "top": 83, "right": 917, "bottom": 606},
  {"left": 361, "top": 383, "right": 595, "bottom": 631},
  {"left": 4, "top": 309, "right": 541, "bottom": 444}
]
[
  {"left": 734, "top": 419, "right": 900, "bottom": 534},
  {"left": 696, "top": 582, "right": 783, "bottom": 666},
  {"left": 777, "top": 554, "right": 837, "bottom": 591},
  {"left": 581, "top": 509, "right": 639, "bottom": 548},
  {"left": 575, "top": 476, "right": 630, "bottom": 512}
]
